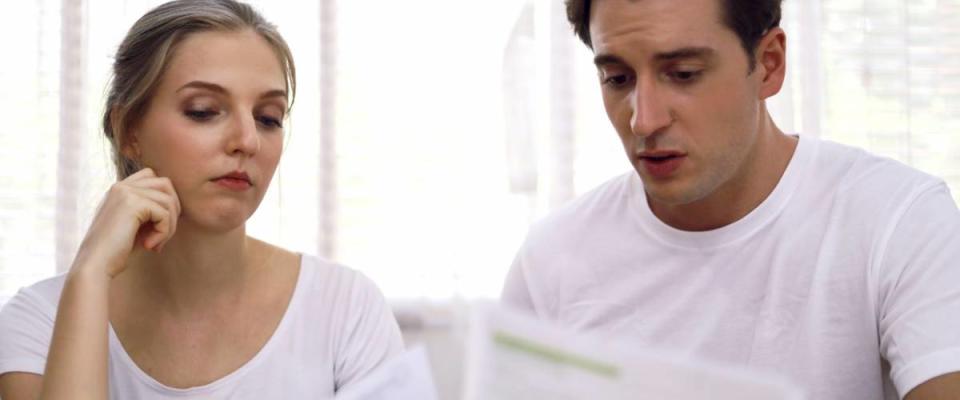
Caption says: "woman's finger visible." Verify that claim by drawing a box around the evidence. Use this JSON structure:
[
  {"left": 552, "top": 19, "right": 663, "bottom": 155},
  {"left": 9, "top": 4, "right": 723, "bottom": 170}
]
[
  {"left": 125, "top": 167, "right": 156, "bottom": 180},
  {"left": 127, "top": 176, "right": 181, "bottom": 217},
  {"left": 129, "top": 187, "right": 179, "bottom": 247},
  {"left": 132, "top": 196, "right": 172, "bottom": 251}
]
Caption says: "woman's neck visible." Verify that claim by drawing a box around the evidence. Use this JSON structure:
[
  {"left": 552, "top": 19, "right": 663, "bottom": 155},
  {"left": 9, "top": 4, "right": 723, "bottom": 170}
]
[{"left": 118, "top": 222, "right": 269, "bottom": 317}]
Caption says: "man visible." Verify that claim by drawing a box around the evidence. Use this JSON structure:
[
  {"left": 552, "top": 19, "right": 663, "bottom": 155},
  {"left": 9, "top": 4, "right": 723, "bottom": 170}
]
[{"left": 500, "top": 0, "right": 960, "bottom": 398}]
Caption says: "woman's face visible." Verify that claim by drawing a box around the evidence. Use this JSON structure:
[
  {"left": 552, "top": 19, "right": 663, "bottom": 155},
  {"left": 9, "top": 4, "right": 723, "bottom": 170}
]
[{"left": 128, "top": 29, "right": 288, "bottom": 233}]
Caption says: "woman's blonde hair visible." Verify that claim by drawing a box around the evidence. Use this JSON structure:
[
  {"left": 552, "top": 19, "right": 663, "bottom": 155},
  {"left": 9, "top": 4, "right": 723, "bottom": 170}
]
[{"left": 103, "top": 0, "right": 297, "bottom": 179}]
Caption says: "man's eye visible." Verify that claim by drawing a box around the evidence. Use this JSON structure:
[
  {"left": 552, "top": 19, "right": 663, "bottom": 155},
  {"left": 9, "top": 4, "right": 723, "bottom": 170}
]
[
  {"left": 184, "top": 109, "right": 218, "bottom": 121},
  {"left": 602, "top": 74, "right": 632, "bottom": 87},
  {"left": 667, "top": 70, "right": 702, "bottom": 83}
]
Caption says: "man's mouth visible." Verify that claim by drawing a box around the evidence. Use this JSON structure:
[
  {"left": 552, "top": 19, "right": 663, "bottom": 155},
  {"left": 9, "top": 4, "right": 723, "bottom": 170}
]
[
  {"left": 637, "top": 151, "right": 686, "bottom": 178},
  {"left": 638, "top": 150, "right": 685, "bottom": 162},
  {"left": 642, "top": 154, "right": 680, "bottom": 163}
]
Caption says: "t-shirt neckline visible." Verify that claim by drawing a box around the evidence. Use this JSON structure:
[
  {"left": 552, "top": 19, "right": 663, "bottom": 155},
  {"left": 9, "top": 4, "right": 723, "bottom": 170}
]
[
  {"left": 106, "top": 255, "right": 307, "bottom": 395},
  {"left": 630, "top": 134, "right": 818, "bottom": 250}
]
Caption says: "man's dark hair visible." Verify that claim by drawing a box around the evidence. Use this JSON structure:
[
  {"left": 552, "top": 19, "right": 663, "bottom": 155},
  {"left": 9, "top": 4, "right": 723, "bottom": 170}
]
[{"left": 565, "top": 0, "right": 782, "bottom": 70}]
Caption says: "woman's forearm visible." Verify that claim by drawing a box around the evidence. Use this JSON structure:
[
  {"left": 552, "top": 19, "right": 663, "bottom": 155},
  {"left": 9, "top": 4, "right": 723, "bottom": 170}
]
[
  {"left": 37, "top": 169, "right": 179, "bottom": 400},
  {"left": 39, "top": 253, "right": 112, "bottom": 400}
]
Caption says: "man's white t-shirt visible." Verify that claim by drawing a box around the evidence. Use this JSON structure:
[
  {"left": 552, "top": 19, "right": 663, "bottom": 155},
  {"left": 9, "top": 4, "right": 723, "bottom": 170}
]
[
  {"left": 502, "top": 135, "right": 960, "bottom": 399},
  {"left": 0, "top": 255, "right": 404, "bottom": 399}
]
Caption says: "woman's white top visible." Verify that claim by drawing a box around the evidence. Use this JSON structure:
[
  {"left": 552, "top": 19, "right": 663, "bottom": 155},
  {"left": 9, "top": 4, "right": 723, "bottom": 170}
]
[{"left": 0, "top": 255, "right": 404, "bottom": 399}]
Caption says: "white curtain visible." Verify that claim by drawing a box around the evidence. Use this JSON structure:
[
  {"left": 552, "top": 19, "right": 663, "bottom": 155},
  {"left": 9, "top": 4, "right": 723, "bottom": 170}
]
[{"left": 2, "top": 0, "right": 959, "bottom": 303}]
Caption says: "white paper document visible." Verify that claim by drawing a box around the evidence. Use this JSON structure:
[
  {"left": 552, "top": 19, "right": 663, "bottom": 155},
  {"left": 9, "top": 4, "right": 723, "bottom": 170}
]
[
  {"left": 334, "top": 345, "right": 439, "bottom": 400},
  {"left": 463, "top": 304, "right": 805, "bottom": 400}
]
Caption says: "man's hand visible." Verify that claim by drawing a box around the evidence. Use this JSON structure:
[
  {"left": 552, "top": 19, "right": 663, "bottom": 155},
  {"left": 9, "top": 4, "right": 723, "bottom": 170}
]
[{"left": 906, "top": 372, "right": 960, "bottom": 400}]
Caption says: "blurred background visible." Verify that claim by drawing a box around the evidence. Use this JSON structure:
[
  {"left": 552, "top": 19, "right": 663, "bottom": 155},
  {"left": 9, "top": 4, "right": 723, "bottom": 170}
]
[{"left": 1, "top": 0, "right": 959, "bottom": 398}]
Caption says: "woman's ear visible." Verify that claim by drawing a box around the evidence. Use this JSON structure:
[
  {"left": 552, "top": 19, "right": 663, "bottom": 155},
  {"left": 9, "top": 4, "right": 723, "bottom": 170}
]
[
  {"left": 756, "top": 27, "right": 787, "bottom": 100},
  {"left": 121, "top": 140, "right": 141, "bottom": 161},
  {"left": 111, "top": 107, "right": 141, "bottom": 160}
]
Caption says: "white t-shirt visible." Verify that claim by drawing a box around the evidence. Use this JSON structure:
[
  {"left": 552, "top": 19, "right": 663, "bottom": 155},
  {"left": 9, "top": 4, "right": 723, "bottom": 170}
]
[
  {"left": 0, "top": 255, "right": 404, "bottom": 399},
  {"left": 502, "top": 135, "right": 960, "bottom": 399}
]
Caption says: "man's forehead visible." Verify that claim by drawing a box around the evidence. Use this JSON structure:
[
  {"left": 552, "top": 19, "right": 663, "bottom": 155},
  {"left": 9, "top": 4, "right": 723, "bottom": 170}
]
[
  {"left": 588, "top": 0, "right": 723, "bottom": 40},
  {"left": 589, "top": 0, "right": 722, "bottom": 17},
  {"left": 588, "top": 0, "right": 726, "bottom": 59}
]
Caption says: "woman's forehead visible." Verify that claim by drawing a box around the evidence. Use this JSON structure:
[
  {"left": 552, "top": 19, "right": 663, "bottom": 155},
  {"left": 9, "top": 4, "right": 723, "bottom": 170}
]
[{"left": 160, "top": 30, "right": 286, "bottom": 97}]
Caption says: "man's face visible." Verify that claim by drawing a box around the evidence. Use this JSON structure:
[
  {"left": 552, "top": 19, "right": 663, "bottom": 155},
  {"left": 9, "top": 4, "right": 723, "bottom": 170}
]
[{"left": 590, "top": 0, "right": 768, "bottom": 207}]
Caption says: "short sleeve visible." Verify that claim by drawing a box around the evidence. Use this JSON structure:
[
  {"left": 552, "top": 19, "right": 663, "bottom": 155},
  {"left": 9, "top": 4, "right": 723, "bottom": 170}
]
[
  {"left": 332, "top": 271, "right": 404, "bottom": 392},
  {"left": 501, "top": 251, "right": 539, "bottom": 315},
  {"left": 0, "top": 287, "right": 57, "bottom": 377},
  {"left": 876, "top": 183, "right": 960, "bottom": 396}
]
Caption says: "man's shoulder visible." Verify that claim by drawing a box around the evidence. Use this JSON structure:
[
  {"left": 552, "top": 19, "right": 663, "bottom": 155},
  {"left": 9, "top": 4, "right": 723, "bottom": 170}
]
[
  {"left": 527, "top": 172, "right": 635, "bottom": 241},
  {"left": 813, "top": 138, "right": 944, "bottom": 204}
]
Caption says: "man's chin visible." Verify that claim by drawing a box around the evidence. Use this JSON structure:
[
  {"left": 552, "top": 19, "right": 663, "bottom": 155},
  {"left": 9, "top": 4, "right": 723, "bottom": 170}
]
[{"left": 638, "top": 175, "right": 704, "bottom": 207}]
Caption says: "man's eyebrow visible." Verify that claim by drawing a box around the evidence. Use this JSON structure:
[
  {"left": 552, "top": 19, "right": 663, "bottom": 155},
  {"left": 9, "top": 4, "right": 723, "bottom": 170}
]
[
  {"left": 593, "top": 47, "right": 717, "bottom": 67},
  {"left": 654, "top": 46, "right": 716, "bottom": 62},
  {"left": 594, "top": 53, "right": 628, "bottom": 67}
]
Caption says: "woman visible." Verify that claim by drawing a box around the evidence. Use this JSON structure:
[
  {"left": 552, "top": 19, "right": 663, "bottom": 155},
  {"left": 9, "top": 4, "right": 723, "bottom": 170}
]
[{"left": 0, "top": 1, "right": 403, "bottom": 398}]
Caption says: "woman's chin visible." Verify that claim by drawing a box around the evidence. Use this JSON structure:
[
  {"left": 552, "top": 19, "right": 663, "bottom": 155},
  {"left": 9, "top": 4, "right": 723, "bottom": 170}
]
[{"left": 179, "top": 208, "right": 253, "bottom": 235}]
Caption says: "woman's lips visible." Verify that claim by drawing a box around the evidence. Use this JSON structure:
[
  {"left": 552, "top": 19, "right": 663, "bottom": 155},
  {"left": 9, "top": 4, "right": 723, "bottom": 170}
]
[
  {"left": 213, "top": 177, "right": 252, "bottom": 191},
  {"left": 212, "top": 171, "right": 252, "bottom": 191}
]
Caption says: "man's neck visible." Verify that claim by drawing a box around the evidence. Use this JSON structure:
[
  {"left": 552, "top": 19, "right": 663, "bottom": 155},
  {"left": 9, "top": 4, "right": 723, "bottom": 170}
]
[{"left": 649, "top": 115, "right": 798, "bottom": 232}]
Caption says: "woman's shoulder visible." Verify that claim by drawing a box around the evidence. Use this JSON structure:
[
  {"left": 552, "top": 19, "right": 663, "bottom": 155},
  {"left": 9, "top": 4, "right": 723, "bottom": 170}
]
[
  {"left": 286, "top": 254, "right": 399, "bottom": 350},
  {"left": 0, "top": 274, "right": 67, "bottom": 376},
  {"left": 296, "top": 254, "right": 386, "bottom": 303},
  {"left": 1, "top": 273, "right": 67, "bottom": 318},
  {"left": 249, "top": 238, "right": 391, "bottom": 314}
]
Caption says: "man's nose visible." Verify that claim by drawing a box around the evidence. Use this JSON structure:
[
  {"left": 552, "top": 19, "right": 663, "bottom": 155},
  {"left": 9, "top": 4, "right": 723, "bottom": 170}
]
[{"left": 630, "top": 79, "right": 672, "bottom": 138}]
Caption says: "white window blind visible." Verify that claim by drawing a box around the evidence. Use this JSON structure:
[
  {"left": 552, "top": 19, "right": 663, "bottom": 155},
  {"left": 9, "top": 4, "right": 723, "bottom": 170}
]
[
  {"left": 2, "top": 0, "right": 958, "bottom": 303},
  {"left": 818, "top": 0, "right": 960, "bottom": 195},
  {"left": 0, "top": 0, "right": 61, "bottom": 300}
]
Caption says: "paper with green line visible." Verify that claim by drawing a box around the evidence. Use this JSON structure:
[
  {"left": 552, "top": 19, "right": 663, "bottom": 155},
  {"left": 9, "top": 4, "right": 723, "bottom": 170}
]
[{"left": 463, "top": 304, "right": 805, "bottom": 400}]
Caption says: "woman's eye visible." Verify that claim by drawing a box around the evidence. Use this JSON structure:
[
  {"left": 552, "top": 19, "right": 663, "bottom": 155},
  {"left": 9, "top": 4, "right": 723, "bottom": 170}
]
[
  {"left": 184, "top": 109, "right": 218, "bottom": 121},
  {"left": 257, "top": 115, "right": 283, "bottom": 129}
]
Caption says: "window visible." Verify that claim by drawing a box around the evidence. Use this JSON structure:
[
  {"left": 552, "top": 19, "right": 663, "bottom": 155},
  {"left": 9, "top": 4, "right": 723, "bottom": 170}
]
[{"left": 1, "top": 0, "right": 958, "bottom": 303}]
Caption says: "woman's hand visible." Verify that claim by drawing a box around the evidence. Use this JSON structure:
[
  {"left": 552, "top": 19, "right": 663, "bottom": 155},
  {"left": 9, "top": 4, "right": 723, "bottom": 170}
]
[
  {"left": 74, "top": 167, "right": 181, "bottom": 279},
  {"left": 32, "top": 168, "right": 182, "bottom": 400}
]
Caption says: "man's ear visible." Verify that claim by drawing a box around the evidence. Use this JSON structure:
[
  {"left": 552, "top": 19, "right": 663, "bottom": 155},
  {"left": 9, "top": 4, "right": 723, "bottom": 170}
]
[{"left": 756, "top": 27, "right": 787, "bottom": 100}]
